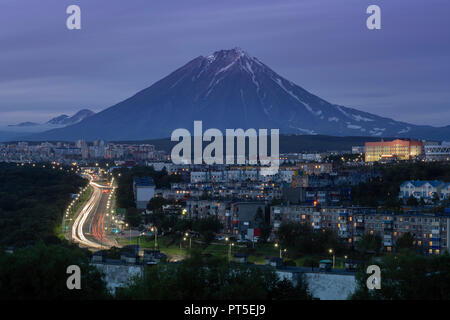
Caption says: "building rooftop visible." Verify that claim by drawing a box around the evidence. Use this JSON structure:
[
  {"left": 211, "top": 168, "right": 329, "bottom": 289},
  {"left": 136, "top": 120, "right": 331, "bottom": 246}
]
[
  {"left": 134, "top": 176, "right": 155, "bottom": 187},
  {"left": 400, "top": 180, "right": 445, "bottom": 188}
]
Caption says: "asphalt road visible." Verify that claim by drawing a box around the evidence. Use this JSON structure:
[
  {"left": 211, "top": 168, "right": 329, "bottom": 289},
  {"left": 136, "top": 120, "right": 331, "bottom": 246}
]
[{"left": 70, "top": 177, "right": 117, "bottom": 250}]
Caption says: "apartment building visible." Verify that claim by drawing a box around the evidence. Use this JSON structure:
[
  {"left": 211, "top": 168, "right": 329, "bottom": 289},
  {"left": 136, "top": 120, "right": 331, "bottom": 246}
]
[
  {"left": 424, "top": 141, "right": 450, "bottom": 161},
  {"left": 365, "top": 139, "right": 423, "bottom": 162},
  {"left": 185, "top": 200, "right": 265, "bottom": 239},
  {"left": 399, "top": 180, "right": 447, "bottom": 202},
  {"left": 271, "top": 205, "right": 450, "bottom": 255}
]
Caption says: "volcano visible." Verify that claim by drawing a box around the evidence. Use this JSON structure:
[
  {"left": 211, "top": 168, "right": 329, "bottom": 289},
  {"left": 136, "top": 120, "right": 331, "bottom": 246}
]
[{"left": 27, "top": 48, "right": 450, "bottom": 141}]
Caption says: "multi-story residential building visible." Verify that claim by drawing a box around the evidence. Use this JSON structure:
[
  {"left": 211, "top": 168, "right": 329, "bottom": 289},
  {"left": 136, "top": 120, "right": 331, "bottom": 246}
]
[
  {"left": 365, "top": 139, "right": 423, "bottom": 162},
  {"left": 399, "top": 180, "right": 447, "bottom": 202},
  {"left": 424, "top": 141, "right": 450, "bottom": 161},
  {"left": 188, "top": 168, "right": 296, "bottom": 184},
  {"left": 440, "top": 183, "right": 450, "bottom": 201},
  {"left": 185, "top": 200, "right": 265, "bottom": 239},
  {"left": 270, "top": 205, "right": 450, "bottom": 255},
  {"left": 156, "top": 181, "right": 282, "bottom": 202},
  {"left": 133, "top": 177, "right": 156, "bottom": 209},
  {"left": 297, "top": 163, "right": 333, "bottom": 175},
  {"left": 352, "top": 146, "right": 365, "bottom": 154},
  {"left": 0, "top": 141, "right": 167, "bottom": 163}
]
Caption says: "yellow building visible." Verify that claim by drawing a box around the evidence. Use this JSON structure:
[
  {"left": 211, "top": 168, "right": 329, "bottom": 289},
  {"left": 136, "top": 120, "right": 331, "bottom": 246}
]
[{"left": 365, "top": 139, "right": 423, "bottom": 162}]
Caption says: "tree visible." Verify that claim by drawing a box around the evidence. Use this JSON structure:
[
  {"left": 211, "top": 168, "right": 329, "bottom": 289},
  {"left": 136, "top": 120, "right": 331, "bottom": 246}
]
[
  {"left": 255, "top": 207, "right": 272, "bottom": 243},
  {"left": 0, "top": 242, "right": 109, "bottom": 300},
  {"left": 351, "top": 252, "right": 450, "bottom": 300},
  {"left": 302, "top": 257, "right": 317, "bottom": 271},
  {"left": 192, "top": 216, "right": 222, "bottom": 246},
  {"left": 432, "top": 193, "right": 440, "bottom": 205},
  {"left": 356, "top": 233, "right": 382, "bottom": 254},
  {"left": 147, "top": 197, "right": 169, "bottom": 213},
  {"left": 406, "top": 195, "right": 419, "bottom": 206},
  {"left": 276, "top": 222, "right": 344, "bottom": 257},
  {"left": 395, "top": 232, "right": 415, "bottom": 251},
  {"left": 126, "top": 207, "right": 142, "bottom": 227},
  {"left": 115, "top": 250, "right": 311, "bottom": 300},
  {"left": 0, "top": 163, "right": 86, "bottom": 247}
]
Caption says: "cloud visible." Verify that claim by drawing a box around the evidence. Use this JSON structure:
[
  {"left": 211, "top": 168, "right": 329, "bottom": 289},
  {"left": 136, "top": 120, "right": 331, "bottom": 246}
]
[{"left": 0, "top": 0, "right": 449, "bottom": 126}]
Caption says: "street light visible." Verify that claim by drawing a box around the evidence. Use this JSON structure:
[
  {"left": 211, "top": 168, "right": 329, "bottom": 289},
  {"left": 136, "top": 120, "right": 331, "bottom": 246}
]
[
  {"left": 138, "top": 232, "right": 145, "bottom": 248},
  {"left": 150, "top": 226, "right": 158, "bottom": 250},
  {"left": 226, "top": 237, "right": 234, "bottom": 261},
  {"left": 274, "top": 243, "right": 286, "bottom": 259},
  {"left": 184, "top": 232, "right": 192, "bottom": 249},
  {"left": 329, "top": 249, "right": 335, "bottom": 268},
  {"left": 125, "top": 223, "right": 131, "bottom": 243}
]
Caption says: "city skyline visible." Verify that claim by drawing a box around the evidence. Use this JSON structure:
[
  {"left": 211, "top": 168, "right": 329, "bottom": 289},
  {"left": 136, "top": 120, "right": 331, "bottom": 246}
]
[{"left": 1, "top": 0, "right": 449, "bottom": 127}]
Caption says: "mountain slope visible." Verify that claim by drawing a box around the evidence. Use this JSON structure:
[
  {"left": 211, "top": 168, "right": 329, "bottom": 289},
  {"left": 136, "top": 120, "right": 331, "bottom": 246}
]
[
  {"left": 28, "top": 48, "right": 450, "bottom": 141},
  {"left": 47, "top": 109, "right": 95, "bottom": 126}
]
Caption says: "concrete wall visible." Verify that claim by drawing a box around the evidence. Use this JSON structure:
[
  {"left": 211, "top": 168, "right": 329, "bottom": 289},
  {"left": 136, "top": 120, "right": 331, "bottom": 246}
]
[
  {"left": 92, "top": 263, "right": 143, "bottom": 294},
  {"left": 303, "top": 272, "right": 357, "bottom": 300},
  {"left": 136, "top": 186, "right": 155, "bottom": 209}
]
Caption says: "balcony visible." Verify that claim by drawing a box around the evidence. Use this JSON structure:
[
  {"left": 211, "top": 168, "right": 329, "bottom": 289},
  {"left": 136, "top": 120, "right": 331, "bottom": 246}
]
[{"left": 338, "top": 230, "right": 350, "bottom": 238}]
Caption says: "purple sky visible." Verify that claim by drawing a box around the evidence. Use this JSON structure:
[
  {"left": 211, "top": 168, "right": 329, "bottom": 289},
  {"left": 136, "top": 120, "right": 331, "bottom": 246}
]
[{"left": 1, "top": 0, "right": 449, "bottom": 127}]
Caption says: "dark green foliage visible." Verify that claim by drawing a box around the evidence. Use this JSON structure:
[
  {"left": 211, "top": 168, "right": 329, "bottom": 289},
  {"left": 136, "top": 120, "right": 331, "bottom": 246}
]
[
  {"left": 115, "top": 166, "right": 183, "bottom": 209},
  {"left": 255, "top": 207, "right": 272, "bottom": 243},
  {"left": 395, "top": 232, "right": 415, "bottom": 251},
  {"left": 352, "top": 162, "right": 450, "bottom": 209},
  {"left": 351, "top": 251, "right": 450, "bottom": 300},
  {"left": 406, "top": 195, "right": 419, "bottom": 206},
  {"left": 125, "top": 207, "right": 142, "bottom": 227},
  {"left": 114, "top": 166, "right": 183, "bottom": 225},
  {"left": 276, "top": 222, "right": 345, "bottom": 257},
  {"left": 356, "top": 233, "right": 382, "bottom": 254},
  {"left": 192, "top": 216, "right": 222, "bottom": 234},
  {"left": 147, "top": 197, "right": 170, "bottom": 212},
  {"left": 0, "top": 163, "right": 86, "bottom": 247},
  {"left": 192, "top": 216, "right": 222, "bottom": 246},
  {"left": 0, "top": 242, "right": 110, "bottom": 300},
  {"left": 115, "top": 135, "right": 393, "bottom": 154},
  {"left": 115, "top": 251, "right": 311, "bottom": 300}
]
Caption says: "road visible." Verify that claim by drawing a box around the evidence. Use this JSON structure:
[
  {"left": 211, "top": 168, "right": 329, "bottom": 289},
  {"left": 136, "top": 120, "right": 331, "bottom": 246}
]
[{"left": 70, "top": 177, "right": 117, "bottom": 250}]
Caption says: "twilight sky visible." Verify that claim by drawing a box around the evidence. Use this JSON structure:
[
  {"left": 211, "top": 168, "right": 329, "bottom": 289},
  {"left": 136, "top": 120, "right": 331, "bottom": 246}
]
[{"left": 1, "top": 0, "right": 449, "bottom": 127}]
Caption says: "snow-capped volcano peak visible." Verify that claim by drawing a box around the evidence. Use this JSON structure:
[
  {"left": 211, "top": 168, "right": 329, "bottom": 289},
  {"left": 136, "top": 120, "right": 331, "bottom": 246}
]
[
  {"left": 209, "top": 47, "right": 249, "bottom": 60},
  {"left": 27, "top": 48, "right": 450, "bottom": 141}
]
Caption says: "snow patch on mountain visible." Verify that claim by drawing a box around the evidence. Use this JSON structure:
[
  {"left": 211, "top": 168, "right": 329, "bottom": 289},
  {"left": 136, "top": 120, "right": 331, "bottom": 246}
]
[
  {"left": 398, "top": 127, "right": 411, "bottom": 134},
  {"left": 289, "top": 125, "right": 316, "bottom": 135},
  {"left": 352, "top": 114, "right": 374, "bottom": 122}
]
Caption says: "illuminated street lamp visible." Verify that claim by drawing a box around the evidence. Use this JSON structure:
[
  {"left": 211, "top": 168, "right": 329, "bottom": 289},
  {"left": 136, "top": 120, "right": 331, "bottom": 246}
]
[
  {"left": 274, "top": 243, "right": 286, "bottom": 259},
  {"left": 329, "top": 249, "right": 335, "bottom": 268},
  {"left": 226, "top": 237, "right": 234, "bottom": 261},
  {"left": 125, "top": 223, "right": 131, "bottom": 243},
  {"left": 184, "top": 232, "right": 192, "bottom": 249},
  {"left": 150, "top": 226, "right": 158, "bottom": 249}
]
